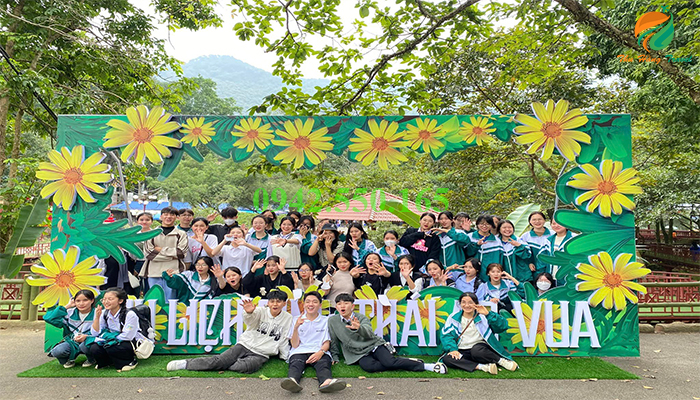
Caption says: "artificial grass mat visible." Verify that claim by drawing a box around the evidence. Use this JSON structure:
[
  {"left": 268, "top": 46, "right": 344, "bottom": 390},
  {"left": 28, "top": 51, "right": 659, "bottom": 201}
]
[{"left": 18, "top": 355, "right": 638, "bottom": 380}]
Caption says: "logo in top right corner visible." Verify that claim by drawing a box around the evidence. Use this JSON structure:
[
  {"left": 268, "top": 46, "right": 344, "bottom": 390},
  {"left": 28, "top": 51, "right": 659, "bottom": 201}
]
[{"left": 634, "top": 9, "right": 674, "bottom": 52}]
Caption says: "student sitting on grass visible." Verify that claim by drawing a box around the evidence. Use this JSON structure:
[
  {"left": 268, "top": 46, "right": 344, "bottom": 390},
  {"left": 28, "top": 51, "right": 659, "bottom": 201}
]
[
  {"left": 162, "top": 256, "right": 216, "bottom": 302},
  {"left": 90, "top": 287, "right": 153, "bottom": 372},
  {"left": 167, "top": 290, "right": 293, "bottom": 373},
  {"left": 44, "top": 290, "right": 97, "bottom": 368},
  {"left": 280, "top": 291, "right": 347, "bottom": 393},
  {"left": 329, "top": 293, "right": 447, "bottom": 374},
  {"left": 440, "top": 292, "right": 518, "bottom": 375}
]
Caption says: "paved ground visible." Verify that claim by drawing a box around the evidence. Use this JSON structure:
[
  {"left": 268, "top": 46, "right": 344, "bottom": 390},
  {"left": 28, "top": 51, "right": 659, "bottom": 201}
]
[{"left": 0, "top": 324, "right": 698, "bottom": 400}]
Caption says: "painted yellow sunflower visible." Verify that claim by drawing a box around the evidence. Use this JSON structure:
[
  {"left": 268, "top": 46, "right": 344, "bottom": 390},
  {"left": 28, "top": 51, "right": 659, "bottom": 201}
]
[
  {"left": 104, "top": 105, "right": 181, "bottom": 165},
  {"left": 175, "top": 302, "right": 203, "bottom": 331},
  {"left": 566, "top": 159, "right": 642, "bottom": 218},
  {"left": 271, "top": 119, "right": 333, "bottom": 169},
  {"left": 403, "top": 118, "right": 445, "bottom": 156},
  {"left": 36, "top": 146, "right": 112, "bottom": 211},
  {"left": 153, "top": 304, "right": 167, "bottom": 341},
  {"left": 459, "top": 116, "right": 497, "bottom": 146},
  {"left": 294, "top": 285, "right": 331, "bottom": 315},
  {"left": 180, "top": 117, "right": 216, "bottom": 146},
  {"left": 26, "top": 246, "right": 105, "bottom": 308},
  {"left": 348, "top": 119, "right": 410, "bottom": 170},
  {"left": 416, "top": 294, "right": 449, "bottom": 328},
  {"left": 231, "top": 117, "right": 274, "bottom": 152},
  {"left": 506, "top": 302, "right": 562, "bottom": 355},
  {"left": 354, "top": 285, "right": 408, "bottom": 333},
  {"left": 513, "top": 99, "right": 590, "bottom": 161},
  {"left": 576, "top": 251, "right": 650, "bottom": 311}
]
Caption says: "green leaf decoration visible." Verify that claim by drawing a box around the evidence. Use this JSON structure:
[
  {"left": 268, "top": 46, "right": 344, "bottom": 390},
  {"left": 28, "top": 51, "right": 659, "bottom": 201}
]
[
  {"left": 143, "top": 284, "right": 167, "bottom": 309},
  {"left": 595, "top": 124, "right": 629, "bottom": 160},
  {"left": 380, "top": 199, "right": 421, "bottom": 228},
  {"left": 157, "top": 146, "right": 185, "bottom": 181},
  {"left": 555, "top": 167, "right": 581, "bottom": 206},
  {"left": 576, "top": 126, "right": 602, "bottom": 164},
  {"left": 0, "top": 197, "right": 50, "bottom": 277},
  {"left": 506, "top": 203, "right": 541, "bottom": 236},
  {"left": 553, "top": 209, "right": 627, "bottom": 233},
  {"left": 563, "top": 229, "right": 634, "bottom": 255},
  {"left": 522, "top": 281, "right": 538, "bottom": 305},
  {"left": 56, "top": 116, "right": 112, "bottom": 150}
]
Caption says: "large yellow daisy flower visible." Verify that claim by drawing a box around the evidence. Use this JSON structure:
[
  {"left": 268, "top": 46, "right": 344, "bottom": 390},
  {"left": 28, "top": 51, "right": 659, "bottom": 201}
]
[
  {"left": 566, "top": 159, "right": 642, "bottom": 218},
  {"left": 104, "top": 105, "right": 181, "bottom": 165},
  {"left": 232, "top": 117, "right": 274, "bottom": 152},
  {"left": 403, "top": 118, "right": 445, "bottom": 156},
  {"left": 180, "top": 117, "right": 216, "bottom": 146},
  {"left": 36, "top": 145, "right": 112, "bottom": 211},
  {"left": 506, "top": 302, "right": 562, "bottom": 355},
  {"left": 576, "top": 251, "right": 650, "bottom": 311},
  {"left": 271, "top": 119, "right": 334, "bottom": 169},
  {"left": 416, "top": 294, "right": 449, "bottom": 328},
  {"left": 459, "top": 116, "right": 496, "bottom": 146},
  {"left": 513, "top": 99, "right": 590, "bottom": 161},
  {"left": 154, "top": 304, "right": 167, "bottom": 341},
  {"left": 348, "top": 119, "right": 409, "bottom": 170},
  {"left": 354, "top": 285, "right": 408, "bottom": 333},
  {"left": 26, "top": 246, "right": 105, "bottom": 308}
]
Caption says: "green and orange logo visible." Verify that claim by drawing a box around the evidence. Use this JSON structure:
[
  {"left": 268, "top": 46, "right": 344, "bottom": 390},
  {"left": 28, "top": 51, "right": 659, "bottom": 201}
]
[{"left": 634, "top": 8, "right": 674, "bottom": 52}]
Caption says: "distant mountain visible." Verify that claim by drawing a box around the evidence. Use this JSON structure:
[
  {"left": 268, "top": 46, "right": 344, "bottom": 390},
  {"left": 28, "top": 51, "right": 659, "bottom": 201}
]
[{"left": 166, "top": 55, "right": 328, "bottom": 112}]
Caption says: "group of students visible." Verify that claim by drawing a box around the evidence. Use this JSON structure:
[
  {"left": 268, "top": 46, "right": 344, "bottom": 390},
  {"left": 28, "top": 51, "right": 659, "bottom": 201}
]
[
  {"left": 107, "top": 207, "right": 571, "bottom": 311},
  {"left": 47, "top": 206, "right": 572, "bottom": 375}
]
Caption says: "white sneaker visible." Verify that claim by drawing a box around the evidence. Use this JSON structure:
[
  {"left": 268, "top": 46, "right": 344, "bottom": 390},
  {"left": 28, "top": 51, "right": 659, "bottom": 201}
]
[
  {"left": 433, "top": 363, "right": 447, "bottom": 374},
  {"left": 319, "top": 379, "right": 347, "bottom": 393},
  {"left": 120, "top": 360, "right": 138, "bottom": 371},
  {"left": 63, "top": 361, "right": 76, "bottom": 369},
  {"left": 478, "top": 363, "right": 498, "bottom": 375},
  {"left": 167, "top": 360, "right": 187, "bottom": 371},
  {"left": 498, "top": 358, "right": 518, "bottom": 371},
  {"left": 82, "top": 361, "right": 95, "bottom": 368},
  {"left": 281, "top": 377, "right": 303, "bottom": 393}
]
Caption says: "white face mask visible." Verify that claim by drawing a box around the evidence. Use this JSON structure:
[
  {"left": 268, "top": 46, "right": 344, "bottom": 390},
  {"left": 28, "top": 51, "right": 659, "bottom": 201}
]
[
  {"left": 384, "top": 240, "right": 396, "bottom": 247},
  {"left": 223, "top": 219, "right": 236, "bottom": 226},
  {"left": 537, "top": 281, "right": 551, "bottom": 291}
]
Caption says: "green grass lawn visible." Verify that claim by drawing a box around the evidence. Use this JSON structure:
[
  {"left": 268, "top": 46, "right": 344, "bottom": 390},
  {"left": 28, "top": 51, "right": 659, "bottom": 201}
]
[{"left": 18, "top": 355, "right": 638, "bottom": 380}]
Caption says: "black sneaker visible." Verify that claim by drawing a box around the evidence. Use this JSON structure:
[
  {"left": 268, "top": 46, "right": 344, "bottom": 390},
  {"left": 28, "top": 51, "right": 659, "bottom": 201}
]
[
  {"left": 281, "top": 377, "right": 302, "bottom": 393},
  {"left": 120, "top": 360, "right": 138, "bottom": 371}
]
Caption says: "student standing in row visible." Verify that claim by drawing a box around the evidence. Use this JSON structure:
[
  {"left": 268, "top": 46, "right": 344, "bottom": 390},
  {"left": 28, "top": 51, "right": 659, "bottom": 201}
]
[
  {"left": 246, "top": 214, "right": 273, "bottom": 262},
  {"left": 141, "top": 207, "right": 189, "bottom": 300},
  {"left": 399, "top": 213, "right": 441, "bottom": 272},
  {"left": 167, "top": 291, "right": 292, "bottom": 373},
  {"left": 186, "top": 218, "right": 218, "bottom": 269},
  {"left": 270, "top": 217, "right": 303, "bottom": 271},
  {"left": 329, "top": 293, "right": 447, "bottom": 374},
  {"left": 519, "top": 212, "right": 552, "bottom": 278},
  {"left": 537, "top": 217, "right": 577, "bottom": 283},
  {"left": 212, "top": 226, "right": 262, "bottom": 276},
  {"left": 298, "top": 215, "right": 321, "bottom": 271},
  {"left": 177, "top": 208, "right": 194, "bottom": 235},
  {"left": 308, "top": 224, "right": 344, "bottom": 271},
  {"left": 377, "top": 230, "right": 409, "bottom": 272},
  {"left": 323, "top": 253, "right": 361, "bottom": 310},
  {"left": 497, "top": 220, "right": 533, "bottom": 284},
  {"left": 281, "top": 291, "right": 347, "bottom": 393},
  {"left": 343, "top": 223, "right": 377, "bottom": 266},
  {"left": 163, "top": 256, "right": 216, "bottom": 302},
  {"left": 434, "top": 211, "right": 469, "bottom": 268},
  {"left": 207, "top": 207, "right": 240, "bottom": 243},
  {"left": 466, "top": 215, "right": 502, "bottom": 282}
]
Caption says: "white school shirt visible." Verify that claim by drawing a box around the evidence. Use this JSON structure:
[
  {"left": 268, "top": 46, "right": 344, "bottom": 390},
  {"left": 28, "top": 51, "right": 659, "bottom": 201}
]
[
  {"left": 90, "top": 308, "right": 150, "bottom": 342},
  {"left": 398, "top": 274, "right": 423, "bottom": 293},
  {"left": 287, "top": 314, "right": 331, "bottom": 358},
  {"left": 185, "top": 234, "right": 218, "bottom": 264},
  {"left": 220, "top": 244, "right": 257, "bottom": 276}
]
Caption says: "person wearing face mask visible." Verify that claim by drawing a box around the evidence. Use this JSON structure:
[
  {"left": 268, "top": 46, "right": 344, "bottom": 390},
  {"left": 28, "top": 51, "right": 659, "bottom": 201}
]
[
  {"left": 377, "top": 230, "right": 409, "bottom": 273},
  {"left": 534, "top": 272, "right": 555, "bottom": 296},
  {"left": 207, "top": 207, "right": 240, "bottom": 243},
  {"left": 167, "top": 291, "right": 293, "bottom": 373}
]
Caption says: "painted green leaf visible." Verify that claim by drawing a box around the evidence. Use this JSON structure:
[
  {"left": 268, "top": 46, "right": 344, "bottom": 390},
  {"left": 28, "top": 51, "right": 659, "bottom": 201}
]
[
  {"left": 0, "top": 197, "right": 50, "bottom": 277},
  {"left": 158, "top": 147, "right": 185, "bottom": 181},
  {"left": 564, "top": 229, "right": 634, "bottom": 254},
  {"left": 576, "top": 126, "right": 601, "bottom": 164},
  {"left": 595, "top": 125, "right": 629, "bottom": 160},
  {"left": 380, "top": 199, "right": 421, "bottom": 228},
  {"left": 555, "top": 167, "right": 581, "bottom": 206},
  {"left": 553, "top": 209, "right": 627, "bottom": 233},
  {"left": 506, "top": 203, "right": 541, "bottom": 236}
]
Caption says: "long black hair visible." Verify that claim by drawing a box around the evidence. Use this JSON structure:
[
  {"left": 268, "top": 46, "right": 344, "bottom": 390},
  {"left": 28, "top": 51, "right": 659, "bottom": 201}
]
[
  {"left": 343, "top": 222, "right": 369, "bottom": 255},
  {"left": 194, "top": 256, "right": 217, "bottom": 298},
  {"left": 102, "top": 287, "right": 128, "bottom": 327}
]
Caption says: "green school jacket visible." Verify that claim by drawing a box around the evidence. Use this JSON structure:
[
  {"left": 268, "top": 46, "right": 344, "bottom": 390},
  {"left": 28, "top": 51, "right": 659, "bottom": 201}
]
[
  {"left": 440, "top": 310, "right": 513, "bottom": 361},
  {"left": 466, "top": 231, "right": 503, "bottom": 282},
  {"left": 441, "top": 227, "right": 470, "bottom": 267},
  {"left": 500, "top": 235, "right": 533, "bottom": 283}
]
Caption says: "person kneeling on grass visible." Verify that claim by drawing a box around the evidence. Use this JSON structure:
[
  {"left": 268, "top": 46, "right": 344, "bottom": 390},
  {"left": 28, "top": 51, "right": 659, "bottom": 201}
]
[
  {"left": 281, "top": 291, "right": 346, "bottom": 393},
  {"left": 440, "top": 292, "right": 518, "bottom": 375},
  {"left": 329, "top": 293, "right": 447, "bottom": 374},
  {"left": 167, "top": 289, "right": 292, "bottom": 373}
]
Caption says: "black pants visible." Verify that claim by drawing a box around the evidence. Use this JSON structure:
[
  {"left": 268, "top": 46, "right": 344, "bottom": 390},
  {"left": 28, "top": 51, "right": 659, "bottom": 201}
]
[
  {"left": 89, "top": 341, "right": 135, "bottom": 370},
  {"left": 442, "top": 343, "right": 500, "bottom": 372},
  {"left": 186, "top": 344, "right": 267, "bottom": 373},
  {"left": 288, "top": 353, "right": 332, "bottom": 384},
  {"left": 358, "top": 345, "right": 424, "bottom": 373}
]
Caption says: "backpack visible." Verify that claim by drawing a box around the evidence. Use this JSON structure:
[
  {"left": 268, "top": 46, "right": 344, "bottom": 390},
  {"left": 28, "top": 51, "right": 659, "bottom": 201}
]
[{"left": 103, "top": 304, "right": 155, "bottom": 358}]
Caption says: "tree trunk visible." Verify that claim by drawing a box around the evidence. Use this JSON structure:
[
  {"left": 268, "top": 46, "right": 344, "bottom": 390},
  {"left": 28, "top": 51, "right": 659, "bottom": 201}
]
[
  {"left": 659, "top": 217, "right": 668, "bottom": 245},
  {"left": 654, "top": 220, "right": 660, "bottom": 244},
  {"left": 6, "top": 107, "right": 24, "bottom": 185}
]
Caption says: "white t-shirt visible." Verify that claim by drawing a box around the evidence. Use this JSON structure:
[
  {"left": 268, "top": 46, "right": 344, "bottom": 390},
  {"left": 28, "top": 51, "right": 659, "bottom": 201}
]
[
  {"left": 458, "top": 315, "right": 485, "bottom": 350},
  {"left": 185, "top": 234, "right": 219, "bottom": 264},
  {"left": 220, "top": 244, "right": 257, "bottom": 276},
  {"left": 287, "top": 314, "right": 331, "bottom": 358}
]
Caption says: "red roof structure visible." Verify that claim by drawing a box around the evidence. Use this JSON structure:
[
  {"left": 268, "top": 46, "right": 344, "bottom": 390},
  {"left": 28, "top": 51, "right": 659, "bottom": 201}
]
[{"left": 317, "top": 190, "right": 441, "bottom": 222}]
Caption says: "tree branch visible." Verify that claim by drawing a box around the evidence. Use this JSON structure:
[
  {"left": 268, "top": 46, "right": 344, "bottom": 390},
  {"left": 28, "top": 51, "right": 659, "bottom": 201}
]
[
  {"left": 554, "top": 0, "right": 700, "bottom": 105},
  {"left": 338, "top": 0, "right": 482, "bottom": 115}
]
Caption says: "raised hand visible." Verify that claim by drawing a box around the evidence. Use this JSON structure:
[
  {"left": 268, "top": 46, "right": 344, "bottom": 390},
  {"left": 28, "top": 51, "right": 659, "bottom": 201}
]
[
  {"left": 346, "top": 315, "right": 361, "bottom": 331},
  {"left": 234, "top": 238, "right": 246, "bottom": 247},
  {"left": 291, "top": 271, "right": 300, "bottom": 284},
  {"left": 295, "top": 314, "right": 308, "bottom": 328},
  {"left": 529, "top": 263, "right": 536, "bottom": 272},
  {"left": 299, "top": 225, "right": 309, "bottom": 238},
  {"left": 278, "top": 257, "right": 287, "bottom": 274},
  {"left": 212, "top": 264, "right": 224, "bottom": 278},
  {"left": 66, "top": 298, "right": 76, "bottom": 309},
  {"left": 349, "top": 266, "right": 366, "bottom": 278},
  {"left": 242, "top": 298, "right": 256, "bottom": 314},
  {"left": 277, "top": 237, "right": 288, "bottom": 247},
  {"left": 446, "top": 263, "right": 461, "bottom": 272},
  {"left": 476, "top": 238, "right": 485, "bottom": 246},
  {"left": 193, "top": 231, "right": 205, "bottom": 243},
  {"left": 349, "top": 238, "right": 359, "bottom": 251},
  {"left": 475, "top": 304, "right": 489, "bottom": 315},
  {"left": 251, "top": 259, "right": 265, "bottom": 273},
  {"left": 95, "top": 305, "right": 103, "bottom": 318},
  {"left": 206, "top": 212, "right": 217, "bottom": 222},
  {"left": 166, "top": 269, "right": 176, "bottom": 277}
]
